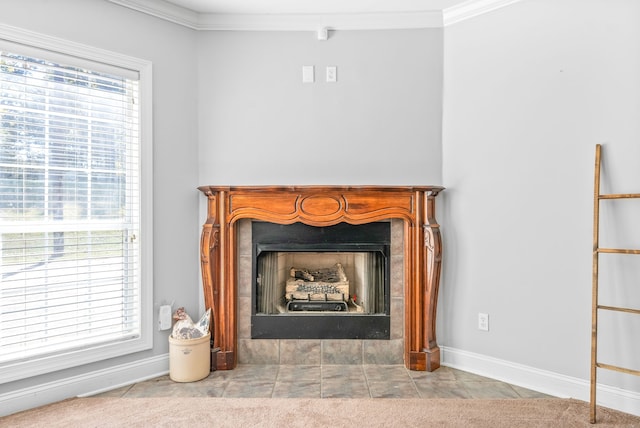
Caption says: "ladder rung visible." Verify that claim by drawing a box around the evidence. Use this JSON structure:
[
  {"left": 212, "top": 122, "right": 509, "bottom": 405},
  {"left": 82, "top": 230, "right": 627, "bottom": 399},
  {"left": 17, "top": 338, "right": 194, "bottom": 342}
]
[
  {"left": 596, "top": 362, "right": 640, "bottom": 377},
  {"left": 599, "top": 193, "right": 640, "bottom": 199},
  {"left": 597, "top": 248, "right": 640, "bottom": 255},
  {"left": 598, "top": 305, "right": 640, "bottom": 315}
]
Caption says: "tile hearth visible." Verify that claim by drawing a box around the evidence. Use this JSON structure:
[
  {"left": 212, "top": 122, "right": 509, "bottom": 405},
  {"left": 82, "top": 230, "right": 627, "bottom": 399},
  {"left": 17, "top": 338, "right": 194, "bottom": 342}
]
[{"left": 95, "top": 365, "right": 550, "bottom": 400}]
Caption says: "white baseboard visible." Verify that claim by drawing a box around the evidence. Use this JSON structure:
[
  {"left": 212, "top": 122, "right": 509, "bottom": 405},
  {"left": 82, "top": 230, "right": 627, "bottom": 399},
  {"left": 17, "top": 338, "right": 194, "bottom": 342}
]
[
  {"left": 0, "top": 354, "right": 169, "bottom": 417},
  {"left": 441, "top": 346, "right": 640, "bottom": 417}
]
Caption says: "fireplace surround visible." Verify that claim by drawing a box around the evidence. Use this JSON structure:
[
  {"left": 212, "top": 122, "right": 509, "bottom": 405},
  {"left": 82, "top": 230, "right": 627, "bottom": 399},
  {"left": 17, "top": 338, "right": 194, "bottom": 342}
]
[{"left": 198, "top": 185, "right": 444, "bottom": 372}]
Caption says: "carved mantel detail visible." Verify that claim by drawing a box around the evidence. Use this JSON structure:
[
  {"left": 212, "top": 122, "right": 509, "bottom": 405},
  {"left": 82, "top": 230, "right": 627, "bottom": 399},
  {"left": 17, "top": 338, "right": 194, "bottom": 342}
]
[{"left": 198, "top": 185, "right": 444, "bottom": 371}]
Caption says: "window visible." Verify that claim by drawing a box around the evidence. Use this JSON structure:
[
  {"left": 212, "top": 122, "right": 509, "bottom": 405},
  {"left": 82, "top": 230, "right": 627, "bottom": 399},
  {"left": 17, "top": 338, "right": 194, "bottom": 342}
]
[{"left": 0, "top": 26, "right": 152, "bottom": 383}]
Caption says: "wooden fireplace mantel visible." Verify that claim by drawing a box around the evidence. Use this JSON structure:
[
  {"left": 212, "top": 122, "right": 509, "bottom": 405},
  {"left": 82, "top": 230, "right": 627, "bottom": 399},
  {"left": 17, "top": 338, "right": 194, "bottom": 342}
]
[{"left": 197, "top": 185, "right": 444, "bottom": 371}]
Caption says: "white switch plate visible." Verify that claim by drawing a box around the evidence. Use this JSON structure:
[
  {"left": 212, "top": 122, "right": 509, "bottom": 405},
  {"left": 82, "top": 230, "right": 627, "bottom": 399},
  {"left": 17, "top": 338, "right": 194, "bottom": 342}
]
[
  {"left": 302, "top": 65, "right": 314, "bottom": 83},
  {"left": 326, "top": 66, "right": 337, "bottom": 82},
  {"left": 159, "top": 305, "right": 172, "bottom": 331},
  {"left": 478, "top": 313, "right": 489, "bottom": 331}
]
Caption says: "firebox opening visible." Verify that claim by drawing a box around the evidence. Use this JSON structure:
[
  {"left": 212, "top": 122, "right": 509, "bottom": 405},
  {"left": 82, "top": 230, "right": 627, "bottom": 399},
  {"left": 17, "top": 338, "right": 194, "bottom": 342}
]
[{"left": 251, "top": 221, "right": 391, "bottom": 340}]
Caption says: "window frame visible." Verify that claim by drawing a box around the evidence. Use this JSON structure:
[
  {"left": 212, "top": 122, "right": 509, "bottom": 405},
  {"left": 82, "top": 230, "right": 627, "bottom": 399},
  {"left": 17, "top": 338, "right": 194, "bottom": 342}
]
[{"left": 0, "top": 24, "right": 153, "bottom": 383}]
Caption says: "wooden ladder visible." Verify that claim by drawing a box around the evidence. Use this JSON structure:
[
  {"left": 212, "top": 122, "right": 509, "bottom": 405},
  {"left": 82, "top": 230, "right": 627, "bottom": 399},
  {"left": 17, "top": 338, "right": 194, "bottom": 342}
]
[{"left": 590, "top": 144, "right": 640, "bottom": 423}]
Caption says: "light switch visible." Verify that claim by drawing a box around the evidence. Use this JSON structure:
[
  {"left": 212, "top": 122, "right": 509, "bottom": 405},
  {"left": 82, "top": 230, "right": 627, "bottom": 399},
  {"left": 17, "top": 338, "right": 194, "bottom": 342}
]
[
  {"left": 326, "top": 66, "right": 337, "bottom": 83},
  {"left": 302, "top": 65, "right": 314, "bottom": 83}
]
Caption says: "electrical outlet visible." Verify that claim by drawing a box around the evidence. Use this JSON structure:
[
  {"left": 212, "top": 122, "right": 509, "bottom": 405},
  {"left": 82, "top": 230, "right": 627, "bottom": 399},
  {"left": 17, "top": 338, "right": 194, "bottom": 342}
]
[
  {"left": 159, "top": 305, "right": 172, "bottom": 331},
  {"left": 478, "top": 313, "right": 489, "bottom": 331}
]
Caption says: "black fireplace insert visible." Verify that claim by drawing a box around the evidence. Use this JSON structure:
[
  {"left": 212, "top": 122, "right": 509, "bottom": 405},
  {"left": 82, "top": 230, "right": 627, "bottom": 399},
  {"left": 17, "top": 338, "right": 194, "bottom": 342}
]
[{"left": 251, "top": 221, "right": 391, "bottom": 340}]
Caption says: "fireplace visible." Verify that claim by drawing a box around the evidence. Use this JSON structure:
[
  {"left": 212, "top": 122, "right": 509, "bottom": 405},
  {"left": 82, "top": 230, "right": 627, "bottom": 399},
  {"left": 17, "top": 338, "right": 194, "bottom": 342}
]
[
  {"left": 251, "top": 221, "right": 391, "bottom": 340},
  {"left": 198, "top": 186, "right": 444, "bottom": 371}
]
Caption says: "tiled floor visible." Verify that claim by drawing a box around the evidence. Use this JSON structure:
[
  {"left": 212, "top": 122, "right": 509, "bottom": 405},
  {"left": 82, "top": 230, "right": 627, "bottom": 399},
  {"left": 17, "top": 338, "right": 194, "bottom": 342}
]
[{"left": 96, "top": 365, "right": 551, "bottom": 399}]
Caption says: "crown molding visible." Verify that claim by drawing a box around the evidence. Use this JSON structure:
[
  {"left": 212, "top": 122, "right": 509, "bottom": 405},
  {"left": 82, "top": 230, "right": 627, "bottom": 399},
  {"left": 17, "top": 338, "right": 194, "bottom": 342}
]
[
  {"left": 109, "top": 0, "right": 200, "bottom": 29},
  {"left": 442, "top": 0, "right": 522, "bottom": 26},
  {"left": 108, "top": 0, "right": 522, "bottom": 31},
  {"left": 196, "top": 11, "right": 443, "bottom": 31}
]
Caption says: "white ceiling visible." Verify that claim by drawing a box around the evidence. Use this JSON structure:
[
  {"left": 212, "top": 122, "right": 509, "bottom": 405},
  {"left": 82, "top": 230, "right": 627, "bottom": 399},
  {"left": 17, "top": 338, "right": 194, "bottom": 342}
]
[
  {"left": 162, "top": 0, "right": 474, "bottom": 15},
  {"left": 108, "top": 0, "right": 521, "bottom": 30}
]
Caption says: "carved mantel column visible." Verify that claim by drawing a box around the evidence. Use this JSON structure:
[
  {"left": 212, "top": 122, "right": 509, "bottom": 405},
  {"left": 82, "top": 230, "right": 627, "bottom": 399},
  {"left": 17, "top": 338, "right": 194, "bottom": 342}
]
[{"left": 198, "top": 185, "right": 444, "bottom": 371}]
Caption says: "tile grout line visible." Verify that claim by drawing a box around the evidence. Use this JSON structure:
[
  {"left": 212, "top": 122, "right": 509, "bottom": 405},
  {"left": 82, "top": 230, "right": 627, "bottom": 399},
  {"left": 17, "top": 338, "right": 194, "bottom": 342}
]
[
  {"left": 405, "top": 367, "right": 422, "bottom": 398},
  {"left": 270, "top": 364, "right": 280, "bottom": 398},
  {"left": 320, "top": 364, "right": 324, "bottom": 398},
  {"left": 362, "top": 365, "right": 372, "bottom": 398}
]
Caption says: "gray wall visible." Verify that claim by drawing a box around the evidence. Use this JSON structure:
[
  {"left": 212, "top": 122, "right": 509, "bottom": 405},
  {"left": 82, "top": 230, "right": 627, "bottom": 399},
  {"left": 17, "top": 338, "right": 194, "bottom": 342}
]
[
  {"left": 442, "top": 0, "right": 640, "bottom": 391},
  {"left": 197, "top": 29, "right": 443, "bottom": 185}
]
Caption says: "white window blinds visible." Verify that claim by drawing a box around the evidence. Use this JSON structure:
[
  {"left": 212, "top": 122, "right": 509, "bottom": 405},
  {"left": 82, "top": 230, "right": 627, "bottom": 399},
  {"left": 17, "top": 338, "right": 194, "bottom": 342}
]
[{"left": 0, "top": 45, "right": 142, "bottom": 366}]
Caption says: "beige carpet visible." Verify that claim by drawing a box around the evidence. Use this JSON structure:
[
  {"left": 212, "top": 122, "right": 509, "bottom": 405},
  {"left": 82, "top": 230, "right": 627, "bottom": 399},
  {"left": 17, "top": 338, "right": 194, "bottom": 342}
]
[{"left": 2, "top": 397, "right": 639, "bottom": 427}]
